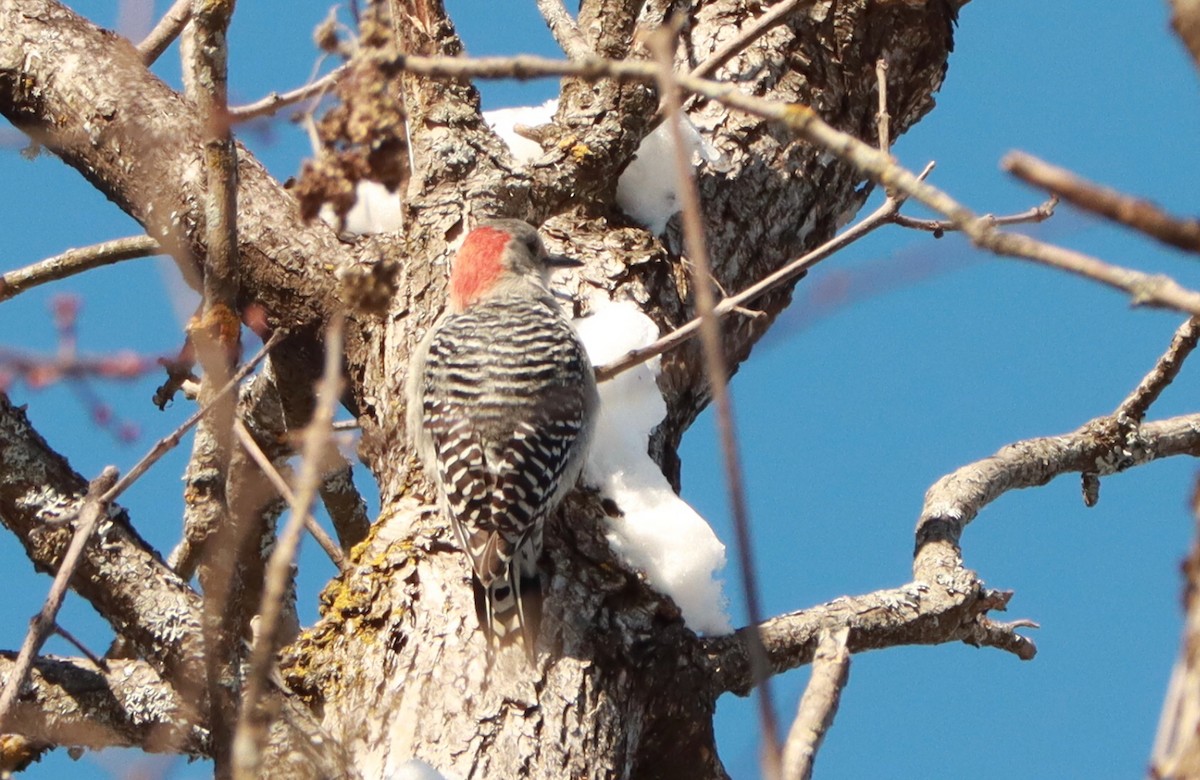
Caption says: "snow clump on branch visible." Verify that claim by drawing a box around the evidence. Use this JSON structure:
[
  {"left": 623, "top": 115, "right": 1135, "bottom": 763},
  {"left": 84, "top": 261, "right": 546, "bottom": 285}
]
[{"left": 573, "top": 299, "right": 732, "bottom": 635}]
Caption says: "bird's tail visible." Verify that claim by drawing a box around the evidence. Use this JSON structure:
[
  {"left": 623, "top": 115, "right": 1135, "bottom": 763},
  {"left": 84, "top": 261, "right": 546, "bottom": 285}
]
[{"left": 474, "top": 568, "right": 542, "bottom": 660}]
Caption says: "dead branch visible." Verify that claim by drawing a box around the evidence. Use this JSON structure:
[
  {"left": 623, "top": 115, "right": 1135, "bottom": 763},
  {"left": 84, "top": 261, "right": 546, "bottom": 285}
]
[
  {"left": 1004, "top": 151, "right": 1200, "bottom": 254},
  {"left": 230, "top": 64, "right": 349, "bottom": 122},
  {"left": 1116, "top": 317, "right": 1200, "bottom": 425},
  {"left": 0, "top": 236, "right": 162, "bottom": 303},
  {"left": 0, "top": 468, "right": 118, "bottom": 729},
  {"left": 536, "top": 0, "right": 591, "bottom": 59},
  {"left": 781, "top": 628, "right": 851, "bottom": 780},
  {"left": 0, "top": 393, "right": 205, "bottom": 689},
  {"left": 0, "top": 655, "right": 207, "bottom": 754},
  {"left": 232, "top": 318, "right": 343, "bottom": 776},
  {"left": 137, "top": 0, "right": 190, "bottom": 64}
]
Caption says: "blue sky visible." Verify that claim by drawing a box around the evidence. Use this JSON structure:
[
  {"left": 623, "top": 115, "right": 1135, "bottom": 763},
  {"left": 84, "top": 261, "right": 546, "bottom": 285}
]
[{"left": 2, "top": 2, "right": 1198, "bottom": 779}]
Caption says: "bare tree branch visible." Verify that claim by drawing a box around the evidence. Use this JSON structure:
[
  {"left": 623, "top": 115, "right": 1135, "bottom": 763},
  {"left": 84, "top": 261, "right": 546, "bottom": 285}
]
[
  {"left": 913, "top": 413, "right": 1200, "bottom": 581},
  {"left": 875, "top": 58, "right": 890, "bottom": 154},
  {"left": 596, "top": 164, "right": 936, "bottom": 383},
  {"left": 184, "top": 2, "right": 251, "bottom": 767},
  {"left": 318, "top": 464, "right": 370, "bottom": 552},
  {"left": 49, "top": 624, "right": 106, "bottom": 672},
  {"left": 137, "top": 0, "right": 190, "bottom": 65},
  {"left": 1115, "top": 317, "right": 1200, "bottom": 425},
  {"left": 781, "top": 628, "right": 850, "bottom": 780},
  {"left": 0, "top": 236, "right": 162, "bottom": 303},
  {"left": 1004, "top": 151, "right": 1200, "bottom": 255},
  {"left": 891, "top": 197, "right": 1057, "bottom": 235},
  {"left": 0, "top": 0, "right": 349, "bottom": 333},
  {"left": 111, "top": 330, "right": 286, "bottom": 508},
  {"left": 1078, "top": 315, "right": 1200, "bottom": 508},
  {"left": 1152, "top": 469, "right": 1200, "bottom": 778},
  {"left": 0, "top": 393, "right": 205, "bottom": 687},
  {"left": 366, "top": 51, "right": 1200, "bottom": 318},
  {"left": 0, "top": 467, "right": 118, "bottom": 729},
  {"left": 236, "top": 358, "right": 368, "bottom": 553},
  {"left": 687, "top": 0, "right": 814, "bottom": 81},
  {"left": 233, "top": 317, "right": 343, "bottom": 778},
  {"left": 704, "top": 571, "right": 1031, "bottom": 698},
  {"left": 229, "top": 64, "right": 349, "bottom": 122},
  {"left": 0, "top": 655, "right": 207, "bottom": 754},
  {"left": 0, "top": 331, "right": 280, "bottom": 725},
  {"left": 535, "top": 0, "right": 591, "bottom": 59},
  {"left": 650, "top": 27, "right": 780, "bottom": 772},
  {"left": 1170, "top": 0, "right": 1200, "bottom": 73},
  {"left": 232, "top": 419, "right": 346, "bottom": 569},
  {"left": 595, "top": 172, "right": 1052, "bottom": 382},
  {"left": 707, "top": 411, "right": 1200, "bottom": 697}
]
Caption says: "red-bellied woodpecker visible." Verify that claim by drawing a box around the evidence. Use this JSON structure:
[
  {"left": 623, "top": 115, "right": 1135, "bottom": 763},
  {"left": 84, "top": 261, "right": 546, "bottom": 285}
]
[{"left": 406, "top": 218, "right": 598, "bottom": 656}]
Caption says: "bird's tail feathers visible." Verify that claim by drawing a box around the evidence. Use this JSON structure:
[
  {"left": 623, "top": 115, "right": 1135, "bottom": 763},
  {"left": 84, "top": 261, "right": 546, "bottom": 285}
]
[{"left": 474, "top": 569, "right": 542, "bottom": 661}]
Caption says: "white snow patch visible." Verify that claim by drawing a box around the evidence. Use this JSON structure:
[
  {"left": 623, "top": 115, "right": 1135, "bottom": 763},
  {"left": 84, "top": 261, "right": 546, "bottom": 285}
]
[
  {"left": 483, "top": 99, "right": 558, "bottom": 165},
  {"left": 575, "top": 300, "right": 731, "bottom": 635},
  {"left": 320, "top": 180, "right": 404, "bottom": 236},
  {"left": 615, "top": 116, "right": 722, "bottom": 235},
  {"left": 484, "top": 100, "right": 723, "bottom": 235},
  {"left": 386, "top": 759, "right": 448, "bottom": 780}
]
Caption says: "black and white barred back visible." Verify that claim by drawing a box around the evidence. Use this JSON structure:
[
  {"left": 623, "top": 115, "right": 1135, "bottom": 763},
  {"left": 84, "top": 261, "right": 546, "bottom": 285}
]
[{"left": 417, "top": 291, "right": 596, "bottom": 654}]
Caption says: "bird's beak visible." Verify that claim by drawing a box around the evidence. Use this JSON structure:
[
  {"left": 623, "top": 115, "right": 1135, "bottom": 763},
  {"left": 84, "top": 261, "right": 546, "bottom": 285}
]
[{"left": 544, "top": 253, "right": 583, "bottom": 269}]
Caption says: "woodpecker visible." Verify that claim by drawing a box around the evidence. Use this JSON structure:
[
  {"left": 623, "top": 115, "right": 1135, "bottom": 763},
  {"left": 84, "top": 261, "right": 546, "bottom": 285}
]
[{"left": 406, "top": 218, "right": 598, "bottom": 656}]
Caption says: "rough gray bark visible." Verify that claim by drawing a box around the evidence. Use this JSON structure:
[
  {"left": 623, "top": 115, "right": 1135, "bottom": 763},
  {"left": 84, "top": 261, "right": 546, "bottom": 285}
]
[
  {"left": 0, "top": 0, "right": 981, "bottom": 777},
  {"left": 288, "top": 1, "right": 966, "bottom": 777}
]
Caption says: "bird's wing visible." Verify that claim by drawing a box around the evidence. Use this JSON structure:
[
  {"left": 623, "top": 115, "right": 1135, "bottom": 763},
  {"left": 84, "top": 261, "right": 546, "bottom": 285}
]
[
  {"left": 422, "top": 399, "right": 495, "bottom": 577},
  {"left": 477, "top": 402, "right": 586, "bottom": 584}
]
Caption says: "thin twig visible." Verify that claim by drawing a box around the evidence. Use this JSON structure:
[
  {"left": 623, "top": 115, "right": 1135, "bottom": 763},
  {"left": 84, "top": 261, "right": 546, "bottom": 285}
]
[
  {"left": 229, "top": 64, "right": 349, "bottom": 122},
  {"left": 387, "top": 53, "right": 1178, "bottom": 313},
  {"left": 51, "top": 624, "right": 108, "bottom": 672},
  {"left": 101, "top": 330, "right": 285, "bottom": 507},
  {"left": 232, "top": 418, "right": 346, "bottom": 569},
  {"left": 649, "top": 29, "right": 780, "bottom": 777},
  {"left": 1116, "top": 317, "right": 1200, "bottom": 424},
  {"left": 1084, "top": 314, "right": 1200, "bottom": 506},
  {"left": 891, "top": 198, "right": 1058, "bottom": 236},
  {"left": 137, "top": 0, "right": 191, "bottom": 65},
  {"left": 596, "top": 162, "right": 938, "bottom": 383},
  {"left": 535, "top": 0, "right": 591, "bottom": 59},
  {"left": 187, "top": 1, "right": 243, "bottom": 769},
  {"left": 875, "top": 57, "right": 890, "bottom": 154},
  {"left": 0, "top": 467, "right": 118, "bottom": 729},
  {"left": 1150, "top": 469, "right": 1200, "bottom": 776},
  {"left": 0, "top": 236, "right": 161, "bottom": 303},
  {"left": 232, "top": 316, "right": 344, "bottom": 779},
  {"left": 597, "top": 201, "right": 886, "bottom": 381},
  {"left": 1004, "top": 151, "right": 1200, "bottom": 255},
  {"left": 688, "top": 0, "right": 813, "bottom": 81},
  {"left": 781, "top": 627, "right": 851, "bottom": 780}
]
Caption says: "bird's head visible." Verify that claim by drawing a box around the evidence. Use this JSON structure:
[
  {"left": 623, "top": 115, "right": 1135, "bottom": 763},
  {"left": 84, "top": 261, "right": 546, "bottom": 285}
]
[{"left": 449, "top": 219, "right": 581, "bottom": 311}]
